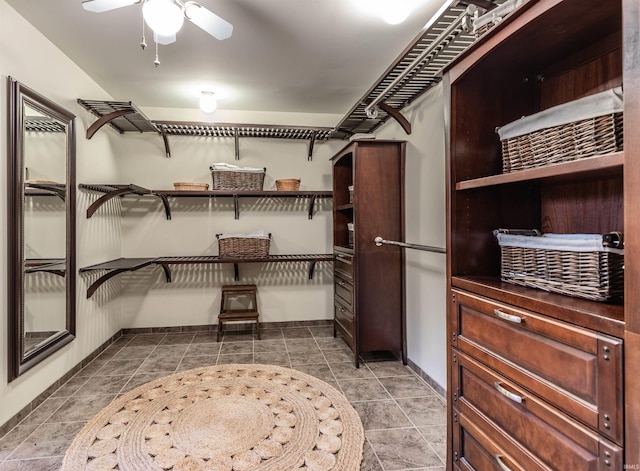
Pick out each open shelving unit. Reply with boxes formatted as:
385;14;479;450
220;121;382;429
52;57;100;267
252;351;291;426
444;0;637;467
79;183;332;220
76;99;344;160
79;254;333;298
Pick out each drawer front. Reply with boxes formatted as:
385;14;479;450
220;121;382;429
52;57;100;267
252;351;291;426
452;349;623;470
451;289;623;443
334;299;354;340
334;273;353;309
452;408;544;471
334;252;353;279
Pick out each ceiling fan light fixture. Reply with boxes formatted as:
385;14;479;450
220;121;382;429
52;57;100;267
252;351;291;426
200;91;217;113
143;0;184;36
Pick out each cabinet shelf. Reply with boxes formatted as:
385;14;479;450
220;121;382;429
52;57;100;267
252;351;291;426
456;152;624;190
79;183;332;220
80;254;333;299
336;203;353;211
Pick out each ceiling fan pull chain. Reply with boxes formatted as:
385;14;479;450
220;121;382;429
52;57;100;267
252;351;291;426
154;39;160;67
140;6;147;50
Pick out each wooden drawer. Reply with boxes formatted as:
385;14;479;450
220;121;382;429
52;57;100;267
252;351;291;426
452;349;623;470
452;407;543;471
334;272;353;309
334;251;353;279
334;298;354;342
451;289;623;444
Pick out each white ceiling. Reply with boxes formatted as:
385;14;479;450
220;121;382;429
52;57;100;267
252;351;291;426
7;0;447;116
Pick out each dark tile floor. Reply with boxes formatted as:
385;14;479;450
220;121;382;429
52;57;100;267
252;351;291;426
0;326;446;470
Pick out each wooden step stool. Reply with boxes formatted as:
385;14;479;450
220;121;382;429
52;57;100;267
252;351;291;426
218;284;260;341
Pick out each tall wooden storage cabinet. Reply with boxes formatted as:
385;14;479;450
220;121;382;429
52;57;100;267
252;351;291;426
331;140;406;368
444;0;639;468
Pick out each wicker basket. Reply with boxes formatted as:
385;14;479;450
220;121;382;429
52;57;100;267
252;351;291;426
211;168;266;190
217;234;271;258
275;179;300;191
173;182;209;191
501;113;623;173
495;230;624;302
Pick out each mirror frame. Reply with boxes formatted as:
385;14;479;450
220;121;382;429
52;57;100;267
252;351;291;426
7;77;76;381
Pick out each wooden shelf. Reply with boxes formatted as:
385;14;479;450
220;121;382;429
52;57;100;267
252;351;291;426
25;258;66;277
154;121;342;160
456;152;624;190
80;255;333;298
76;98;345;159
79;184;332;220
336;203;353;211
25;182;66;200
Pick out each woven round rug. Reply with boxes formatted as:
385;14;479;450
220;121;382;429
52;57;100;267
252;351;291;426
61;364;364;471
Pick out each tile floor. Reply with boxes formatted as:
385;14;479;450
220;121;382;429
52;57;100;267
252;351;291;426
0;325;447;470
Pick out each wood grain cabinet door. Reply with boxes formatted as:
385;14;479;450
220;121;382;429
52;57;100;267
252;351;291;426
452;350;623;470
451;289;623;444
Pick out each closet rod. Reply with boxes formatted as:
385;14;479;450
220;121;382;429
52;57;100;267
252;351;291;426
374;236;446;254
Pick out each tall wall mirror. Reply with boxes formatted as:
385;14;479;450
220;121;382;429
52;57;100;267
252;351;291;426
7;77;76;381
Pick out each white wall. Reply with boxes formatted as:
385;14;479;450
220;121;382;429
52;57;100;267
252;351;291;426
376;84;448;391
0;0;122;427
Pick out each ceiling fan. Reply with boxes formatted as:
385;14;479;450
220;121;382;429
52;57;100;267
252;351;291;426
82;0;233;66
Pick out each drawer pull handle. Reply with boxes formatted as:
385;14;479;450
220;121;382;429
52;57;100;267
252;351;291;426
494;382;523;404
337;280;346;286
339;307;345;313
495;455;514;471
493;309;522;324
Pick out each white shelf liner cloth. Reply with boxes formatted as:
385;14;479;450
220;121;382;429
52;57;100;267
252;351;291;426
496;233;623;255
218;229;270;240
210;163;265;173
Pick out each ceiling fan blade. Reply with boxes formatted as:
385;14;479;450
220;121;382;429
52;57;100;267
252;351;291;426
82;0;139;13
154;32;177;45
184;2;233;40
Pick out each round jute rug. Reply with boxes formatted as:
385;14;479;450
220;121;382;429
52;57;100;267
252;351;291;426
61;364;364;471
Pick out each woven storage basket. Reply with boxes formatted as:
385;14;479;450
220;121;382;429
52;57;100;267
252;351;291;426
211;168;266;190
173;182;209;191
275;179;300;191
217;234;271;258
497;87;624;173
495;230;624;302
501;114;623;172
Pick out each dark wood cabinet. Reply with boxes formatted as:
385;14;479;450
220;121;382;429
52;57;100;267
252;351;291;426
445;0;639;468
331;140;406;367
